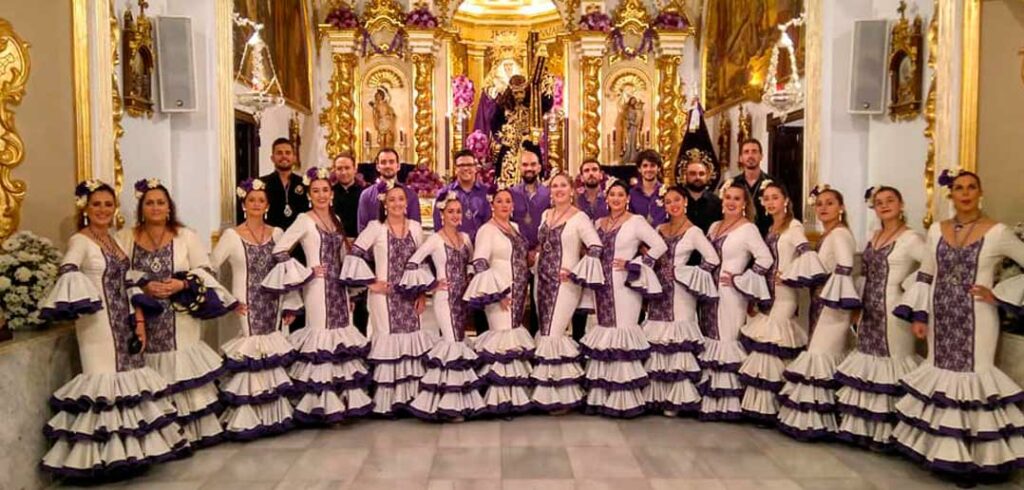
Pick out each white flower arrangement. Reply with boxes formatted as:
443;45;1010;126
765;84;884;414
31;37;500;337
0;231;62;330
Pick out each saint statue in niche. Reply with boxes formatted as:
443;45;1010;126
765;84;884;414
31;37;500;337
616;96;644;165
370;86;397;149
474;57;524;141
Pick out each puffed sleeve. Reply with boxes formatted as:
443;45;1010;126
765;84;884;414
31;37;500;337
396;233;437;295
780;224;829;288
262;214;313;293
894;226;936;322
732;224;775;304
172;229;239;320
569;213;605;289
340;220;379;286
675;227;720;299
462;224;512;308
818;228;862;310
626;217;667;298
39;235;104;321
993;225;1024;314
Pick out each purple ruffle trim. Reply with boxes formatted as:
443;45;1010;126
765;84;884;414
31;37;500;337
741;409;780;425
419;378;486;393
293;403;374;425
777;423;835;442
220;383;296;406
532;399;585;413
625;281;664;299
170;279;236;320
624;262;642;283
40;299;104;322
482;371;534;387
580;345;650;362
892;304;928;323
678;282;717;301
697;359;742;372
819;297;863;311
585;377;650;391
836;402;897;422
900;380;1024;410
467;288;512;309
44;411;179;443
998;299;1024;316
368;352;430;365
394;281;436;296
777;394;837;413
405;403;480;422
782;370;840;389
739;335;803;360
39;437;191;479
483;401;533;417
569;274;604;290
584;403;648;419
533;353;584;365
892;438;1024;475
425;356;478;370
533;376;585;387
165;365;229;395
262;273;314;294
291;372;372;393
177;402;223;423
781;272;830;289
295;344;371;363
223;351;298;372
895;412;1024;441
737;373;784;392
648;370;702;383
224;418;295;441
649;401;700;414
476;348;534;364
835;430;892;451
834;371;904;396
130;294;164;318
698;410;744;422
699;385;745;398
48;389;167;413
648;340;702;355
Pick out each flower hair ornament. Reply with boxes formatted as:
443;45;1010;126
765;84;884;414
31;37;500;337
654;184;669;207
485;181;509;203
717;177;735;200
375;178;397;203
807;183;832;206
134;178;163;200
235;178;267;200
435;189;460;211
75;179;105;209
602;176;621;195
303;166;334;186
937;168;970;198
863;185;881;208
756;178;777;207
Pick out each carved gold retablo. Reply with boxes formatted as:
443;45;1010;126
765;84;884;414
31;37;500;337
0;17;30;240
888;0;924;122
122;0;156;118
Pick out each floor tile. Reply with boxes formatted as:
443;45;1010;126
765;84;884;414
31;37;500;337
649;479;726;490
283;447;370;481
204;448;303;482
501;418;565;447
565;447;644;479
272;480;348;490
357;447;437;480
573;479;651;490
501;480;575;490
438;421;502;448
631;446;715;478
720;479;802;490
762;443;859;478
795;478;878;490
135;447;240;482
431;447;502;479
701;449;785;479
243;429;320;450
198;481;278;490
342;478;429;490
121;482;203;490
501;447;574;479
559;419;627;447
427;479;502;490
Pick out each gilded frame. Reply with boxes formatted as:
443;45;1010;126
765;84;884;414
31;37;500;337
0;17;30;240
887;6;924;121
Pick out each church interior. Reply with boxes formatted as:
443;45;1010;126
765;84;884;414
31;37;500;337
2;0;1024;489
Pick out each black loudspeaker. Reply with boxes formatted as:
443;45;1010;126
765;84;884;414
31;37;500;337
154;16;197;113
848;19;890;115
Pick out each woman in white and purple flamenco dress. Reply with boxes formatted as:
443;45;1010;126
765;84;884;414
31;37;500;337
835;186;923;449
342;181;437;415
582;180;667;418
777;186;861;440
400;192;485;420
210;178;300;440
697;182;774;421
121;179;237;447
263;167;373;423
739;182;827;423
892;170;1024;478
531;173;605;413
39;181;187;478
642;185;720;416
463;188;536;415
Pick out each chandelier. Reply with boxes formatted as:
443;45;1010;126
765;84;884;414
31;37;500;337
761;12;806;116
233;13;284;125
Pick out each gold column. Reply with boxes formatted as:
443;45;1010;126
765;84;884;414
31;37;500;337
320;52;357;159
72;0;92;182
958;0;981;173
0;18;29;240
922;0;939;229
110;1;125;227
802;0;823;225
548;115;564;174
580;56;602;161
656;55;681;185
412;52;436;170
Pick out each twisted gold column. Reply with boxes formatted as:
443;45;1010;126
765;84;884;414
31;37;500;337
656;55;681;185
412;52;436;170
320;53;356;159
922;0;939;229
548;118;564;174
581;56;602;161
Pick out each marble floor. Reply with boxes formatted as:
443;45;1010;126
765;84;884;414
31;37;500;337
54;415;1024;490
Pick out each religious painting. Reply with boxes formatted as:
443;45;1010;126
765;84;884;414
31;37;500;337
233;0;313;113
887;6;924;121
603;68;653;165
360;64;414;162
702;0;804;114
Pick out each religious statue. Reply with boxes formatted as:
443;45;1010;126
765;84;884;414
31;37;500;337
370;86;397;149
616;96;644;165
473;57;523;140
490;71;553;184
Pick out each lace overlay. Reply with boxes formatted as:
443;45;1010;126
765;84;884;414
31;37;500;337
932;238;983;372
103;250;143;372
319;229;351;330
132;243;175;353
595;226;620;327
857;241;894;357
647;235;682;322
536;222;565;336
445;243;470;341
507;229;529;326
698;235;727;340
243;240;280;336
386;231;421;334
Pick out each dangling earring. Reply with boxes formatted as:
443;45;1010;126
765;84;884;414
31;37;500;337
899;211;906;223
83;214;90;226
840;210;845;221
979;196;985;210
264;212;268;220
243;210;248;219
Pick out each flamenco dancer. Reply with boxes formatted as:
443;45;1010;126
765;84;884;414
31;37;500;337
463;188;536;415
698;181;773;421
834;186;923;449
263;167;373;423
531;172;605;413
401;192;485;421
582;180;667;418
777;186;861;440
893;170;1024;483
210;178;300;440
122;179;235;447
738;182;826;422
343;181;436;415
643;185;720;416
39;181;187;478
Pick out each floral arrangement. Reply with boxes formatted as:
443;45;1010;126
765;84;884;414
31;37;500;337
0;231;62;330
653;10;690;30
134;178;163;199
436;189;460;211
406;164;445;197
465;130;490;164
477;164;496;189
361;30;406;57
611;28;656;59
406;4;439;28
303;166;335;186
579;10;612;32
452;75;475;111
325;4;360;29
235;177;267;200
551;76;565;111
937;168;975;198
75;179;105;209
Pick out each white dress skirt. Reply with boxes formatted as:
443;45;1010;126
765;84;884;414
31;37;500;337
582;215;667;418
263;213;373;423
642;225;720;414
739;220;827;422
697;221;774;421
892;223;1024;474
463;221;536;415
532;211;605;412
343;219;439;415
211;227;299;439
399;232;486;420
835;229;923;448
121;227;237;447
777;227;861;440
38;234;187;477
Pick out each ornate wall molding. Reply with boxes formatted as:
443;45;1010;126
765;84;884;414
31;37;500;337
411;50;436;170
656;54;680;182
110;1;125;227
801;0;823;225
72;1;92;182
0;18;30;240
580;56;602;161
922;0;939;229
321;52;357;159
217;0;236;225
122;0;156;118
958;0;980;173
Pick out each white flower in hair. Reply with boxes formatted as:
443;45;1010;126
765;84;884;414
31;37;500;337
717;177;735;199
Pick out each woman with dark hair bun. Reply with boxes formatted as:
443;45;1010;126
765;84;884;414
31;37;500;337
39;180;187;477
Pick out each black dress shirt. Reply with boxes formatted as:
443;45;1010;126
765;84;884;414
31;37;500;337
686;189;724;233
260;171;310;230
332;181;365;239
736;171;775;237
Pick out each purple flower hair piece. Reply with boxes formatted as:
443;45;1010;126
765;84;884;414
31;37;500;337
134;178;163;199
236;178;267;200
75;179;105;209
303;166;335;186
937;169;955;189
806;183;832;206
864;186;876;202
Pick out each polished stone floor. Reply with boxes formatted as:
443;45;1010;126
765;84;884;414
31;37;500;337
55;415;1024;490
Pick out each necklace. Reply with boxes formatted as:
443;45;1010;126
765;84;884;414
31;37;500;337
493;218;516;237
713;217;743;241
663;219;690;238
388;218;407;239
281;173;294;218
953;214;982;233
85;227;121;258
604;210;628;232
953;215;982;248
244;221;268;245
440;227;462;249
873;224;905;250
311;209;336;232
143;224;168;251
547;205;574;229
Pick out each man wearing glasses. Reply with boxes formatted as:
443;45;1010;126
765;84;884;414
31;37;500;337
432;149;491;239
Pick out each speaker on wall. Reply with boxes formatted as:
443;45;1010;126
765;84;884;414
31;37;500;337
154;16;197;113
848;19;890;115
